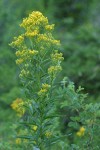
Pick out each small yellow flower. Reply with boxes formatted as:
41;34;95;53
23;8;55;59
38;83;51;96
45;131;52;138
11;98;25;117
80;127;85;133
76;126;85;137
38;89;47;96
31;125;38;131
76;131;82;137
15;138;21;144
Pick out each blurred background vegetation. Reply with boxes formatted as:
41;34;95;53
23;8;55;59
0;0;100;148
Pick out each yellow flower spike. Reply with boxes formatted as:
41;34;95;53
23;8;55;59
15;138;21;145
10;11;65;147
20;11;48;30
31;125;38;131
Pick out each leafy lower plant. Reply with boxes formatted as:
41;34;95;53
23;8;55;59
59;79;100;149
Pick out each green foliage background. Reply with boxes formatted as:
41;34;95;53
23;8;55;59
0;0;100;149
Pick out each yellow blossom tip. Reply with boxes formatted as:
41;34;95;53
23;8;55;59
31;125;38;131
15;138;21;144
76;127;85;137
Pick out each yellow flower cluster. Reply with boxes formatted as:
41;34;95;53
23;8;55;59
76;126;85;137
45;24;54;30
48;65;62;75
25;29;39;37
51;51;64;63
38;83;51;96
19;69;29;78
51;39;60;46
45;131;52;138
20;11;59;47
10;35;24;47
37;34;49;42
20;11;48;30
16;58;24;65
37;33;60;46
16;49;38;65
10;11;61;50
11;98;25;117
10;11;61;73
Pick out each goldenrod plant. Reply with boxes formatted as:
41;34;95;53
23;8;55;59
10;11;64;150
10;11;100;150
